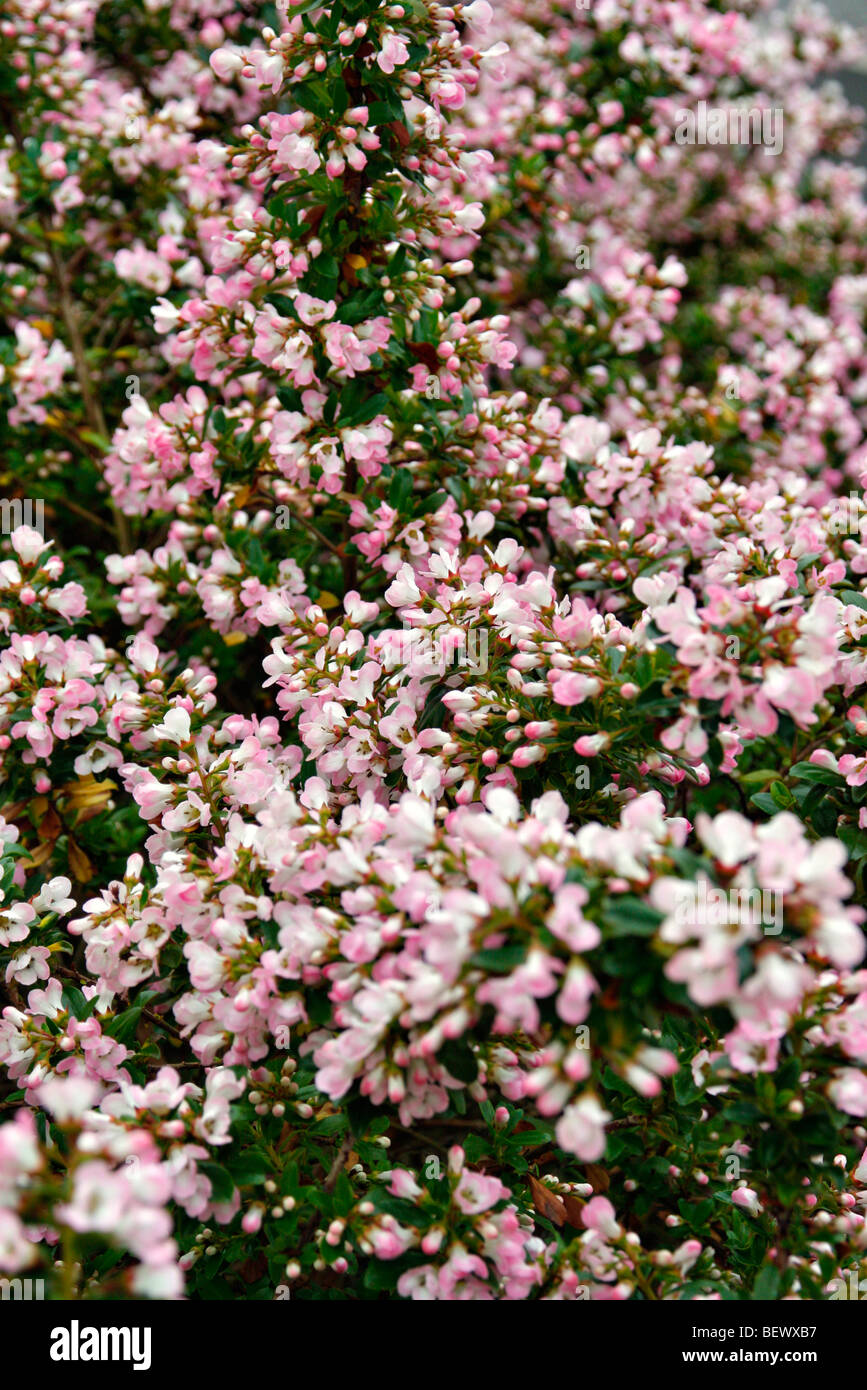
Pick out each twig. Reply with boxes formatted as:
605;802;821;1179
39;220;131;554
293;1133;354;1253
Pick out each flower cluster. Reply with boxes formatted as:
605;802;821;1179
2;0;867;1303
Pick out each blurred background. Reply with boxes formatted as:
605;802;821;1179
791;0;867;163
820;0;864;22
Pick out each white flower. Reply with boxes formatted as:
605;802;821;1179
695;811;756;868
385;564;421;608
152;707;192;745
32;877;75;915
10;526;47;566
36;1076;102;1122
209;48;244;82
128;633;159;675
151;297;180;334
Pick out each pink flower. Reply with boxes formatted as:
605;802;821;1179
377;33;410;74
454;1171;507;1215
548;670;602;705
829;1069;867;1117
731;1187;762;1217
555;1094;611;1160
582;1196;621;1238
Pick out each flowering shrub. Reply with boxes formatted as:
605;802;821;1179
2;0;867;1303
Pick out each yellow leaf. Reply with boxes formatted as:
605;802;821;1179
223;631;247;647
68;839;94;883
345;253;367;270
316;591;340;609
60;774;115;812
21;840;56;870
29;319;55;338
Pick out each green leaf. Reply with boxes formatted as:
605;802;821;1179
769;780;794;809
293;80;335;120
838;589;867;612
338;391;389;428
602;897;663;937
470;945;526;973
267;197;300;236
276;386;304;413
346;1094;379;1135
438;1039;478;1084
225;1154;272;1187
199;1162;236;1204
265;292;299;320
412;489;448;518
672;1068;703;1105
303;252;340;299
796;552;823;573
104;1006;142;1045
388;467;414;513
838;823;867;860
789;761;841;785
368;94;406;126
307;989;332;1026
339;289;385;325
362;1258;403;1292
752;1265;781;1300
62;987;94;1022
